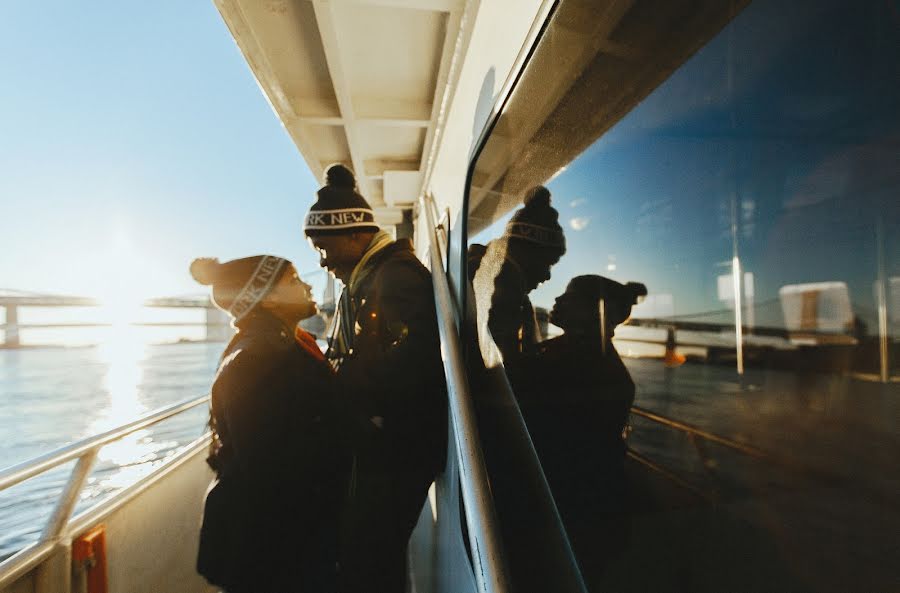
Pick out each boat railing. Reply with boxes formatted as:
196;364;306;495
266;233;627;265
0;394;210;590
420;195;512;593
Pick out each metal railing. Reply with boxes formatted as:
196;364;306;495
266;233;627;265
0;394;210;590
420;195;512;593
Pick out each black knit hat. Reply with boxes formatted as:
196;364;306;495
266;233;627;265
303;164;379;236
504;185;566;254
190;255;289;321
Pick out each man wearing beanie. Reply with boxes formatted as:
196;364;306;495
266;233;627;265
470;185;567;367
304;164;447;593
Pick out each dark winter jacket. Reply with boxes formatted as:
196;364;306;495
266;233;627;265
471;241;541;366
197;310;347;592
513;334;635;471
330;238;447;593
332;238;447;479
509;333;634;586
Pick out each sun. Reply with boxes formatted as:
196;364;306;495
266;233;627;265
96;286;145;328
92;229;153;327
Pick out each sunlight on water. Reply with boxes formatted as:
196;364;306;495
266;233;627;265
89;324;154;470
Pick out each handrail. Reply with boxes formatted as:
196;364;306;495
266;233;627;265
0;394;210;491
0;394;210;589
420;195;512;593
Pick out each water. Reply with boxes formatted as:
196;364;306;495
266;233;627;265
2;329;898;581
0;337;226;560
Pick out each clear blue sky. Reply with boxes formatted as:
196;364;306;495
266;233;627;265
0;2;322;300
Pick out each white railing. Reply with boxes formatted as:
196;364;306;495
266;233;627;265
0;394;210;590
420;195;512;593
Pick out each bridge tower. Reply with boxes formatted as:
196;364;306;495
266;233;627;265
2;304;19;348
205;306;231;342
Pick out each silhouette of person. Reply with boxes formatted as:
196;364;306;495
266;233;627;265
512;274;646;587
470;185;567;367
192;256;346;593
303;164;447;593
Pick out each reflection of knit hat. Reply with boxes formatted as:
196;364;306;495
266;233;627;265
303;164;379;236
566;275;647;326
504;186;566;253
190;256;289;321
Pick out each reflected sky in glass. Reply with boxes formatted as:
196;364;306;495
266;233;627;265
477;0;900;336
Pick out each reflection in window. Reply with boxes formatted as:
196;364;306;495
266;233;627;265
467;0;899;590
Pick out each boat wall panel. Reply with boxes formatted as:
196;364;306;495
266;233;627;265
90;449;215;593
0;573;34;593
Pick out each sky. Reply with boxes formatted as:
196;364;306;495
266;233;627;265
0;2;322;302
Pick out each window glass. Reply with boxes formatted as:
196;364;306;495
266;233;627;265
467;0;899;590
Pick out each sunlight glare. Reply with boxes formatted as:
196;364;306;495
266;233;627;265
94;229;150;328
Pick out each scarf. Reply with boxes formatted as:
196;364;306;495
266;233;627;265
294;326;327;364
348;230;394;297
328;230;395;362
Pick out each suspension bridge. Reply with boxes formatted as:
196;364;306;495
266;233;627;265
0;272;337;348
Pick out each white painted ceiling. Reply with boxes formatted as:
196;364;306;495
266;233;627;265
215;0;464;218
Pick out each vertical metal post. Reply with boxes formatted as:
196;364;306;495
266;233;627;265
41;449;98;542
599;298;607;356
727;18;745;376
875;217;890;382
732;256;745;375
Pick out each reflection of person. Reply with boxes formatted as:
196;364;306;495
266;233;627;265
513;274;646;586
470;185;566;366
192;256;345;593
303;164;446;593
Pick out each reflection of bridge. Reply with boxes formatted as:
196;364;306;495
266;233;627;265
0;278;337;348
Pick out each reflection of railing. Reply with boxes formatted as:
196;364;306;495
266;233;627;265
626;405;897;510
0;395;210;589
630;406;769;459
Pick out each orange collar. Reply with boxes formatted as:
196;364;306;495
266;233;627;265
294;327;327;364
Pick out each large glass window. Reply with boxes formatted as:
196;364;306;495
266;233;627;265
467;0;899;590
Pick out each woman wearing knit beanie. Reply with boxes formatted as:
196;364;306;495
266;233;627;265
511;274;647;589
191;255;348;593
471;185;567;366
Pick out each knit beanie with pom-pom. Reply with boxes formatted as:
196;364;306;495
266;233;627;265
503;185;566;255
565;275;648;327
189;255;289;321
303;164;379;236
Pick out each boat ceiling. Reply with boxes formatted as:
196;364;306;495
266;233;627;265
214;0;464;219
